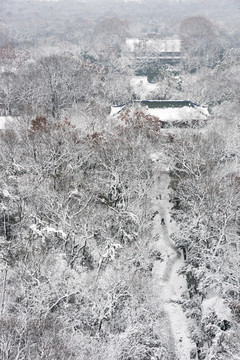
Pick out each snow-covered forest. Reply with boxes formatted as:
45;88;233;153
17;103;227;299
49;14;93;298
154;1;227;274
0;0;240;359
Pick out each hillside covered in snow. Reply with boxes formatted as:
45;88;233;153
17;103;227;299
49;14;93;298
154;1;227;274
0;0;240;359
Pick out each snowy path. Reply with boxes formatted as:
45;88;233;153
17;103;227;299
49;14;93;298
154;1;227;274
150;166;194;359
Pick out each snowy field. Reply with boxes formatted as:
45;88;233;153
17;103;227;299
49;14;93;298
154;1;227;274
130;76;159;99
0;116;15;130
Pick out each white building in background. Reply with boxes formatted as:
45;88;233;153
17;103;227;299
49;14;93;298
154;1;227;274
126;38;181;55
125;37;181;73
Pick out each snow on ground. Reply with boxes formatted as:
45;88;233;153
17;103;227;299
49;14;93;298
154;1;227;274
130;76;159;99
149;158;195;359
110;105;125;116
202;296;232;321
0;116;15;130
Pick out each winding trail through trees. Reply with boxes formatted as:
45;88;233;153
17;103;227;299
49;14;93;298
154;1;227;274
150;163;194;359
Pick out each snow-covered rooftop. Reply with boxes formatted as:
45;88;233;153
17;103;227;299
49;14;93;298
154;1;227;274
146;104;209;121
110;100;209;122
